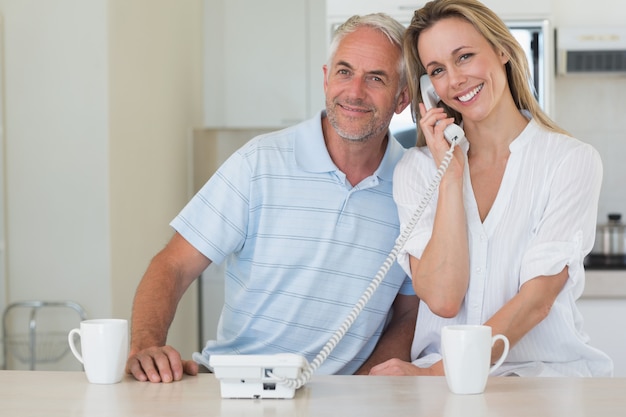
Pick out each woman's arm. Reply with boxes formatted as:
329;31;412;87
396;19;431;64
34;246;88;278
407;105;470;318
369;267;569;376
484;267;569;362
408;171;469;318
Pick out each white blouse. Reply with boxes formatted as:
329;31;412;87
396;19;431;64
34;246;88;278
393;119;613;376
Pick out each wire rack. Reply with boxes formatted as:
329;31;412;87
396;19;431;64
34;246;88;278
5;331;71;364
2;301;87;370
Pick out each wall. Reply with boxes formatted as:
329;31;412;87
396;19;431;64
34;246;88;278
107;0;203;358
0;0;111;341
550;0;626;222
0;0;203;368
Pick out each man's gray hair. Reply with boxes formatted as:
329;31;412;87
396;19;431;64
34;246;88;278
328;13;406;86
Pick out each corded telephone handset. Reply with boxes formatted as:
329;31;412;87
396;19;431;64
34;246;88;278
420;74;465;145
199;75;466;399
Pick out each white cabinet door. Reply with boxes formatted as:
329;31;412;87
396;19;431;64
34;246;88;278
327;0;552;20
327;0;416;19
204;0;311;128
577;298;626;377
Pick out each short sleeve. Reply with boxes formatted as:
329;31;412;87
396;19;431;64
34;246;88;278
171;149;252;264
519;142;602;293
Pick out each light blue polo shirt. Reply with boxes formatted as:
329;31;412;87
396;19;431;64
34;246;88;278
171;111;414;375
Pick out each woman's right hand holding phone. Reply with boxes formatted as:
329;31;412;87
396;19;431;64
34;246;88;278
418;102;465;183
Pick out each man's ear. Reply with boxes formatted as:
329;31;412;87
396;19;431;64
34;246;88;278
395;86;411;114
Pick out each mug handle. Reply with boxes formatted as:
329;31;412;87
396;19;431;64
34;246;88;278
489;334;509;374
67;328;84;364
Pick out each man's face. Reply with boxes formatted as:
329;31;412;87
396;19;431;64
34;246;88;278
323;27;409;142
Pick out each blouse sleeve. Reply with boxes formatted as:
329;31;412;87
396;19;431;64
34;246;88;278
519;140;602;295
392;147;440;277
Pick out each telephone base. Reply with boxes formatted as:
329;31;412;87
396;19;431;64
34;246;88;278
209;354;307;399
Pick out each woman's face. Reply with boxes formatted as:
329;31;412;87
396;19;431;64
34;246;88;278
417;17;509;123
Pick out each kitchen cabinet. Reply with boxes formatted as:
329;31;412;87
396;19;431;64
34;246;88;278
326;0;418;20
204;0;325;128
578;270;626;377
326;0;552;21
577;299;626;377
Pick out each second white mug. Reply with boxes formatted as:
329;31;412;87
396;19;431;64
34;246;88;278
441;324;509;395
68;319;129;384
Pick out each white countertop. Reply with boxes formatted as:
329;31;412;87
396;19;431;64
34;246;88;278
583;269;626;298
2;371;626;417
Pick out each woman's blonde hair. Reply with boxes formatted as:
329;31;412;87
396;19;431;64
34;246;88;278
404;0;566;146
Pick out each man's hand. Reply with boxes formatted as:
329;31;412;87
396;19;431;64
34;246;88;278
126;345;198;383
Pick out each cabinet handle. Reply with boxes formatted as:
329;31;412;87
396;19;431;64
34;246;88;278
398;4;424;11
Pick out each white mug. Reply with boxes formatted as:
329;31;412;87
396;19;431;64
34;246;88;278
441;325;509;395
68;319;129;384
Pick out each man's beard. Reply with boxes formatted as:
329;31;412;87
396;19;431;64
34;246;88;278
326;99;390;142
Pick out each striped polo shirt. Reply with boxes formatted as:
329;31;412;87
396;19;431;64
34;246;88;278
171;111;414;375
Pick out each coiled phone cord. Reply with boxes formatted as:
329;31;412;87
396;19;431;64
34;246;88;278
276;142;458;389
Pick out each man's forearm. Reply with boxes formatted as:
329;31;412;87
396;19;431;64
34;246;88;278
130;275;178;352
129;254;190;352
355;295;419;374
130;233;210;353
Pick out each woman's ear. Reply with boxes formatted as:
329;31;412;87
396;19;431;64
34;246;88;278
499;48;510;65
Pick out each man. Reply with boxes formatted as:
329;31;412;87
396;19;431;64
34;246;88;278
126;13;417;383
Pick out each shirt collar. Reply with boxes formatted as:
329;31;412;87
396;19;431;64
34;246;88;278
295;110;405;182
509;111;535;153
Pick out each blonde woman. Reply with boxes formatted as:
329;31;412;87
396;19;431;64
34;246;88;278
371;0;612;377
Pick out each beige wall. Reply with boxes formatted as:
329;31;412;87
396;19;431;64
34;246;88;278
107;0;203;356
0;0;203;366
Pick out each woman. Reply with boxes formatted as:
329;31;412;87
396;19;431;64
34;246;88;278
371;0;612;377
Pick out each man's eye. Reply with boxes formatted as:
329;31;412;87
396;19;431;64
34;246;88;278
366;75;385;84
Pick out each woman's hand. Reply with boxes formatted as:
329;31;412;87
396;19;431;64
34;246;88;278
418;102;465;181
368;358;444;376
